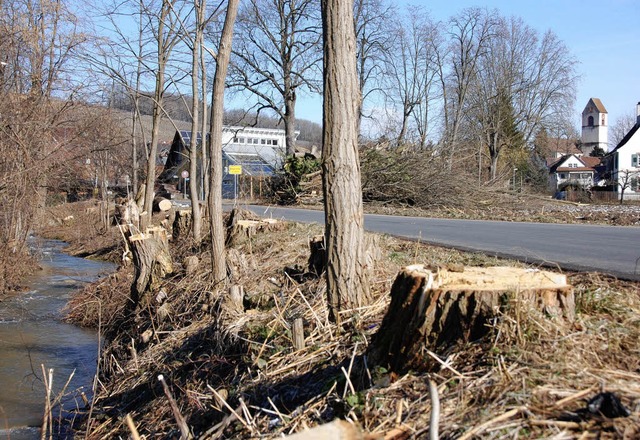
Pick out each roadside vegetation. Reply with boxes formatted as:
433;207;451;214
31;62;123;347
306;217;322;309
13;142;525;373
36;200;639;439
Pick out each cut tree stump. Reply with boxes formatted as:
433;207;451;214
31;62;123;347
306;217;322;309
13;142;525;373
308;235;326;276
129;226;173;306
368;265;574;373
172;209;192;239
225;207;283;246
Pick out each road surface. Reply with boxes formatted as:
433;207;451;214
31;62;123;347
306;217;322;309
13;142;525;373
238;204;640;281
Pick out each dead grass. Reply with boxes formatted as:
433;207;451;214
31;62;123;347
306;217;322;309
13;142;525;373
49;202;640;439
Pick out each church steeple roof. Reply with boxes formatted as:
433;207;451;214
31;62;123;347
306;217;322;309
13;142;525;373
583;98;607;114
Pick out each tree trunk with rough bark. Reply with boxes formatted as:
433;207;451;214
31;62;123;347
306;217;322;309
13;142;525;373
321;0;370;325
368;265;575;373
208;0;239;284
128;226;173;307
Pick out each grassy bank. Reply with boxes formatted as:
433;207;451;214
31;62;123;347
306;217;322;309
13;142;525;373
40;201;639;439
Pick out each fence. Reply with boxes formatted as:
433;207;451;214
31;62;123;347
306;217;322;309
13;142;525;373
222;175;272;201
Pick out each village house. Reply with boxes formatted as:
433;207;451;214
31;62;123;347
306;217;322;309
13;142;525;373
547;98;606;193
601;102;640;201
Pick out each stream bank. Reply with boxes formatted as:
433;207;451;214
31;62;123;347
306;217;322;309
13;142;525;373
0;238;116;439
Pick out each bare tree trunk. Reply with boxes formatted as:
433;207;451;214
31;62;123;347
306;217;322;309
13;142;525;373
208;0;239;284
321;0;371;325
189;0;205;243
284;91;297;156
142;1;171;231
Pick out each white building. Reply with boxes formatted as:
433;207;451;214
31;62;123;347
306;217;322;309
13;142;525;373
604;102;640;201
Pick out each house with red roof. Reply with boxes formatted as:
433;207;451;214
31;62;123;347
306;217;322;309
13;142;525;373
548;154;601;191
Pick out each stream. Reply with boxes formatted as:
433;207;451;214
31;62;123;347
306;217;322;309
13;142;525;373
0;238;116;439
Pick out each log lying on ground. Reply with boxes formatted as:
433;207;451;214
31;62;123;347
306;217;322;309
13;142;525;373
153;197;172;213
368;265;574;373
129;226;173;306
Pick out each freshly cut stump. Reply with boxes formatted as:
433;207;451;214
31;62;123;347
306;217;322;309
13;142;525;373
368;265;574;373
129;226;173;306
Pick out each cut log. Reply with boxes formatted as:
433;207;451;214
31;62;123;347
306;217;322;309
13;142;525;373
368;265;574;373
153;197;172;213
129;226;173;306
283;420;364;440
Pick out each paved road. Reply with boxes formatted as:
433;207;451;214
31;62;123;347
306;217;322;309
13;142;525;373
240;204;640;281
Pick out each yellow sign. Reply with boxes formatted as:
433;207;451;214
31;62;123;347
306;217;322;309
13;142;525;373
229;165;242;175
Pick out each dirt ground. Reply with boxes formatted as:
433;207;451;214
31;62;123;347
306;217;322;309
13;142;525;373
36;200;640;439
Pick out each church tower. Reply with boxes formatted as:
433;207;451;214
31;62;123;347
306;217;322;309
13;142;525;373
581;98;608;155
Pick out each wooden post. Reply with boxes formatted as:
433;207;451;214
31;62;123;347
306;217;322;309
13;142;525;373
292;318;305;351
368;265;575;373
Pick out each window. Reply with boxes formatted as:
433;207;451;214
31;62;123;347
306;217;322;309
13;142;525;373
559;173;566;179
632;154;638;168
631;177;639;192
601;115;606;125
273;140;278;146
261;139;266;144
588;116;594;127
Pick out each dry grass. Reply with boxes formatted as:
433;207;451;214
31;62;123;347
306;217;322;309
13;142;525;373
48;202;640;439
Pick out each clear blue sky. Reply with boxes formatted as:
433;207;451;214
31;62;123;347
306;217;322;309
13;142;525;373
293;0;640;131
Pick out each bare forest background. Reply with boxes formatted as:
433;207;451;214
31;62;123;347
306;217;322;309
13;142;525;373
1;0;636;295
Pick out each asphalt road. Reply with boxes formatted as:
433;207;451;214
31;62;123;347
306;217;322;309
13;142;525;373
239;204;640;281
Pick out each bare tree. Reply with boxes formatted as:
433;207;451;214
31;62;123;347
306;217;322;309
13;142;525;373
438;8;497;169
141;0;183;230
208;0;239;284
610;111;636;148
229;0;322;156
321;0;370;324
616;169;639;205
353;0;393;130
469;15;578;181
384;6;438;146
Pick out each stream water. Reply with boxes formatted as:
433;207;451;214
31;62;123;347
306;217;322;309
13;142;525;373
0;238;116;439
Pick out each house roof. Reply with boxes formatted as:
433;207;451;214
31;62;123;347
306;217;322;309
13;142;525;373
581;156;602;168
584;98;607;114
609;123;640;154
548;154;599;173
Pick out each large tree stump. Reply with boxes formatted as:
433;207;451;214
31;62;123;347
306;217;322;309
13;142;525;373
129;226;173;306
368;265;574;373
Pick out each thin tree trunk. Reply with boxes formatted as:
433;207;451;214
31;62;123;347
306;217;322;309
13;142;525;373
142;1;170;231
321;0;371;325
284;94;297;156
208;0;239;284
189;0;204;243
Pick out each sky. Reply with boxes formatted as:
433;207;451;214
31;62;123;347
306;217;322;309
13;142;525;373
292;0;640;133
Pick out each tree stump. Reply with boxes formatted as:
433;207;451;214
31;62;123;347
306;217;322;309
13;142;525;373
129;226;173;306
184;255;199;276
172;209;192;239
308;235;326;276
368;265;574;373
